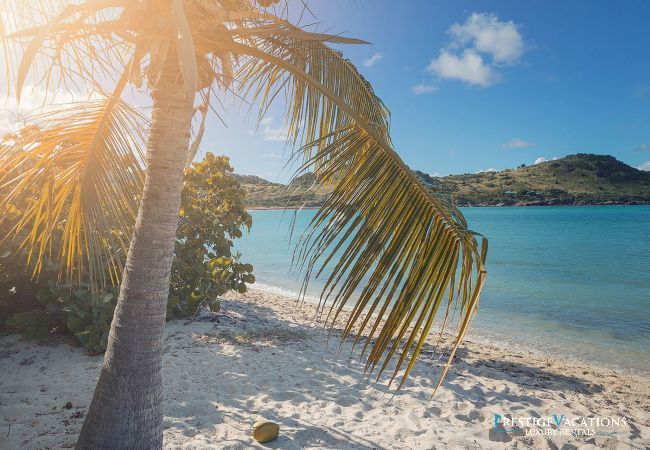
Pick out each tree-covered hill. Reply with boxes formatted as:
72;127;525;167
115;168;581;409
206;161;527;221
234;172;333;208
236;154;650;208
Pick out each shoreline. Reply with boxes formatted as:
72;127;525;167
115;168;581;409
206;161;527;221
247;203;650;210
247;283;650;377
246;286;648;373
1;287;648;448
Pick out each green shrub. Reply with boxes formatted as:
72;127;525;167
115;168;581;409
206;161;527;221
2;277;117;353
168;153;254;319
1;153;253;352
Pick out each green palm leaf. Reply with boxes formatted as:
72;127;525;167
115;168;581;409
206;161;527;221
230;21;488;392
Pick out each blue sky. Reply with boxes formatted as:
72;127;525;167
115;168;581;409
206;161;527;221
204;0;650;181
1;1;649;181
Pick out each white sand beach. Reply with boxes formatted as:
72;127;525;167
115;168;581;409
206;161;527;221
1;288;648;449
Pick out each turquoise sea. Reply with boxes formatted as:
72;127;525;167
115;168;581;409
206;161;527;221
234;206;650;372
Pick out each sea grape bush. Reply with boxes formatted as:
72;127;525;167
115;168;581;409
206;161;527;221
168;152;254;319
6;279;118;353
0;152;253;351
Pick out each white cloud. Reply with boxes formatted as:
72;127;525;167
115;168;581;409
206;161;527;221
363;52;383;67
635;144;650;152
0;85;97;138
426;12;524;87
411;83;438;95
263;125;290;141
261;152;282;159
637;161;650;171
477;168;497;173
534;156;547;165
253;116;290;141
0;111;19;139
502;138;533;149
449;13;524;64
427;50;498;87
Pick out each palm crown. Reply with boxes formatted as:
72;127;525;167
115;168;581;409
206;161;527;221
1;0;486;398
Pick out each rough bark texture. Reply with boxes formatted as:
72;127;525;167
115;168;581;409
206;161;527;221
76;53;193;449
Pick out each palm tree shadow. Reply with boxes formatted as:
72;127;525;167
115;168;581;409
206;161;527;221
162;297;387;449
461;356;603;394
162;295;604;448
436;345;603;394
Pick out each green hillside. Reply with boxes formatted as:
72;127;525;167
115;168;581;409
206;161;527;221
234;173;333;208
236;154;650;208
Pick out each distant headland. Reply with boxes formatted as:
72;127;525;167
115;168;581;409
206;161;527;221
236;154;650;208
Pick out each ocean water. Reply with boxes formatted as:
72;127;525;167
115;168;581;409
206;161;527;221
233;206;650;372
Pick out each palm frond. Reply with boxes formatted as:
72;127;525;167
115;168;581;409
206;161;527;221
230;21;487;392
0;0;132;100
0;96;146;288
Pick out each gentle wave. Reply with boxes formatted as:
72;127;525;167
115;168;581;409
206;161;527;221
251;283;322;305
249;281;649;375
236;206;650;373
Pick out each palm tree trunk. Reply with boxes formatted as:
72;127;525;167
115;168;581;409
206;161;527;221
76;52;193;449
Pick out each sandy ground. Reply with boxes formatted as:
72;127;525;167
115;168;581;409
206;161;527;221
1;288;648;449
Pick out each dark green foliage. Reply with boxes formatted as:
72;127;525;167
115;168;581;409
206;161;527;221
6;310;52;340
0;165;53;336
50;283;118;353
1;266;117;353
168;153;253;319
1;153;253;352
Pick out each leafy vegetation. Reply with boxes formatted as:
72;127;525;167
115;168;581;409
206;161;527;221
0;154;253;352
5;280;119;353
169;153;254;318
0;183;122;352
239;154;650;208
